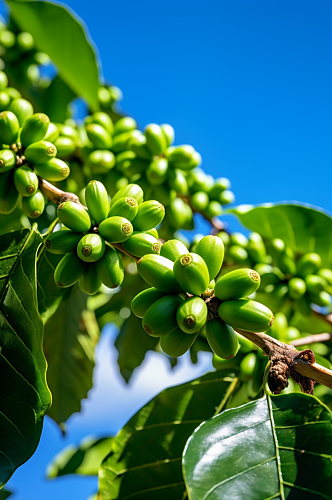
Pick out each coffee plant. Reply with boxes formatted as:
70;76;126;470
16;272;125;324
1;1;332;499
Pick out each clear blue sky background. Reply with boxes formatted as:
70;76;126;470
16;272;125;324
1;0;332;498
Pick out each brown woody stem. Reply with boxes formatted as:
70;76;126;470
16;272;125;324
38;178;85;207
290;332;332;346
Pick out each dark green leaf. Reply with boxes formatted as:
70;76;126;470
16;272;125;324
7;0;100;111
229;203;332;266
36;74;76;122
98;370;238;500
45;285;100;426
0;227;51;487
47;436;113;477
37;248;67;324
183;392;332;499
0;489;12;499
115;314;159;383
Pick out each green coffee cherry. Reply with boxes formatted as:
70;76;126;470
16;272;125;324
131;287;166;318
114;116;137;135
20;112;49;147
44;122;59;143
160;239;188;262
54;137;76;158
137;254;183;293
87;150;115;173
95;246;124;288
176;296;208;334
144;123;167;155
87;112;114;135
142;294;183;337
8;98;34;126
230;232;248;247
112;129;142;154
288;277;307;299
166;144;194;163
34;158;70;181
146;158;168;185
247;233;267;263
144;228;159;238
117;151;148;178
204;201;222;218
318;268;332;285
215;269;261;301
128;134;152;160
14;166;39;196
168;168;188;194
191;191;209;211
85;180;110;224
0;71;8;89
24;141;57;165
173;253;210;296
122;232;161;258
277;247;297;275
297;252;322;278
0;149;16;173
270;238;285;258
311;291;331;307
99;216;133;243
195;235;224;280
240;353;259;381
166;197;188;229
108;196;138;221
285;327;301;342
305;275;327;295
57;201;92;232
160;124;175;147
204;318;239;359
0;111;20;145
160;329;198;358
45;230;82;254
21;189;45;218
218;190;235;205
110;183;144;206
0;171;20;214
5;88;21;101
54;252;87;288
218;231;230;246
269;312;288;340
209;178;230;199
0;30;15;48
78;263;102;295
77;234;105;263
17;31;34;51
228;245;249;263
0;91;11;110
218;299;274;333
133;200;165;231
86;123;112;149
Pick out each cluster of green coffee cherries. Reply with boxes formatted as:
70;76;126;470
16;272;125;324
98;84;123;111
45;182;165;295
131;234;274;359
0;81;70;218
218;231;332;315
0;20;51;88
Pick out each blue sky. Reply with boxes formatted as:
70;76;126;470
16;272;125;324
1;0;332;498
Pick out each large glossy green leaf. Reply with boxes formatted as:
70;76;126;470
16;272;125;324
44;285;100;426
0;227;51;487
47;436;114;478
98;370;238;500
7;0;100;111
183;392;332;500
229;203;332;266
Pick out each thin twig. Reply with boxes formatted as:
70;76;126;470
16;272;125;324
313;310;332;327
108;242;140;262
235;328;332;390
290;333;332;347
38;178;85;207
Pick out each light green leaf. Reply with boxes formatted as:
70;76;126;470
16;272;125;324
7;0;100;111
47;435;114;477
45;285;100;426
0;227;51;487
98;370;238;500
183;392;332;500
229;203;332;266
